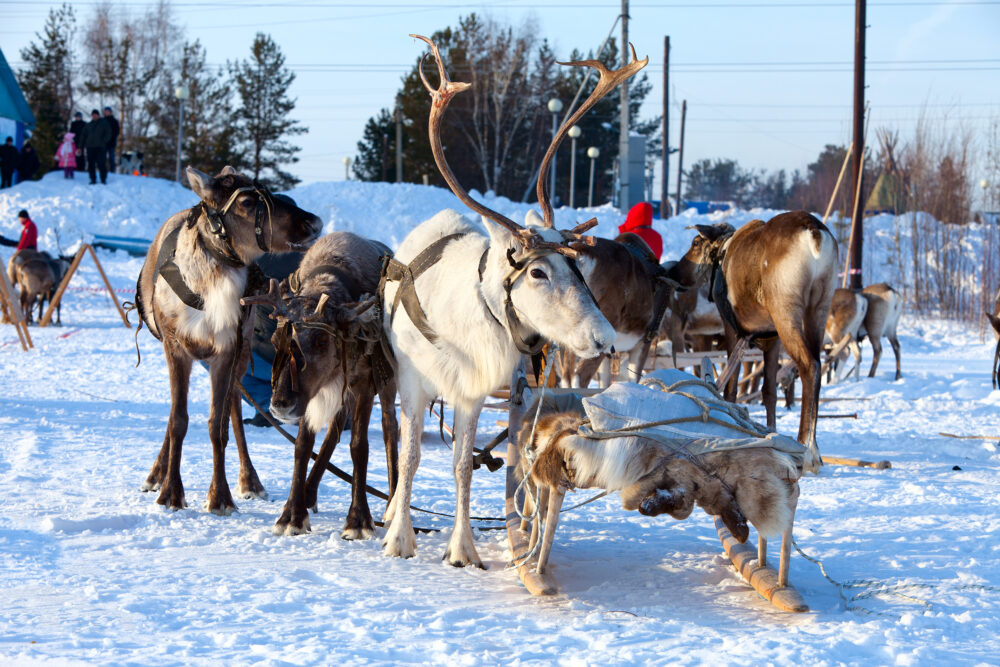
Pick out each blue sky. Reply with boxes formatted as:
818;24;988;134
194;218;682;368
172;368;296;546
2;0;998;190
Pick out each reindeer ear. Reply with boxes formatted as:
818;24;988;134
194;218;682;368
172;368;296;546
524;209;544;228
186;167;213;200
220;165;237;176
482;217;518;253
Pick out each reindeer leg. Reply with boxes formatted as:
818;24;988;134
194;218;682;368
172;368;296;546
304;406;347;513
274;424;315;536
155;342;191;510
536;486;566;575
142;432;169;492
889;334;902;380
231;395;266;499
761;343;780;432
379;380;400;504
849;338;863;382
778;314;824;473
382;365;424;558
868;336;883;378
203;353;238;515
342;389;376;540
443;399;485;568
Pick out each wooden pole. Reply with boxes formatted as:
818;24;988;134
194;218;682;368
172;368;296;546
661;35;670;216
0;263;32;350
675;100;687;217
87;245;130;328
847;0;867;290
40;244;130;328
821;142;853;224
842;143;868;289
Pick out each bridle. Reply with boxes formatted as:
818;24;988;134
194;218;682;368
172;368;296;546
192;181;276;266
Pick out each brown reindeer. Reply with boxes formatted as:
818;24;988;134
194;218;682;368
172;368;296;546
135;166;321;513
8;250;55;324
557;230;674;387
245;231;399;539
824;287;868;382
667;211;838;473
859;283;902;380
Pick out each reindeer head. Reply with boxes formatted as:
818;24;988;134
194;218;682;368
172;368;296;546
410;35;649;358
246;280;380;426
666;222;736;289
186;166;322;264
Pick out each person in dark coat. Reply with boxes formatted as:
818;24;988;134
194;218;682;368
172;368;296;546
69;111;87;172
0;137;18;189
103;106;120;173
16;141;40;182
0;210;39;251
83;109;111;185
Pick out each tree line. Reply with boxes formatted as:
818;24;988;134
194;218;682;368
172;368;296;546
353;14;660;205
16;1;304;189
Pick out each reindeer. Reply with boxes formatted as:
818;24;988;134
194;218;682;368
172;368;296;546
859;283;902;380
378;36;633;567
135;166;321;513
667;212;838;473
557;230;674;388
824;287;868;382
7;250;55;324
243;232;399;539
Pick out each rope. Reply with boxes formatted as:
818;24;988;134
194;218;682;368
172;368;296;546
792;536;1000;619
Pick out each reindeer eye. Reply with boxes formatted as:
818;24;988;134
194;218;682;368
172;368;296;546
530;268;548;281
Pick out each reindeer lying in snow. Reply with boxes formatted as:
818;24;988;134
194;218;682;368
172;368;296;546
244;232;399;539
135;166;321;513
378;36;632;567
516;370;804;574
824;287;868;382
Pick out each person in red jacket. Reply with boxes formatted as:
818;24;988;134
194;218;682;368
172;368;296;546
617;201;662;260
0;210;38;251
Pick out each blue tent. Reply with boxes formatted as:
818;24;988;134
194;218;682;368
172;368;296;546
0;47;36;148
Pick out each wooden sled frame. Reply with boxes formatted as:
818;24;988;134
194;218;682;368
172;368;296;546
504;361;810;612
39;244;130;328
0;255;33;351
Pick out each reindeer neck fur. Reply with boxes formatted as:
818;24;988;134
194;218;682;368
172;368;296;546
386;210;522;409
154;216;251;354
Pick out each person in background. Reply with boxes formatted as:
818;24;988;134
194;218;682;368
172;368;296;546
83;109;110;185
103;106;119;173
617;201;663;260
0;210;39;251
0;137;17;189
17;140;40;182
55;132;77;178
69;111;87;172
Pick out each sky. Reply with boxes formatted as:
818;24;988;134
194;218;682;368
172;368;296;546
2;0;998;195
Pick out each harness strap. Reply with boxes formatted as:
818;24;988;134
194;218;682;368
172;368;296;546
379;232;467;345
155;225;206;311
710;261;778;348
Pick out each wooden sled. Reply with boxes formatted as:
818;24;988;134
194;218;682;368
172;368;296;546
504;362;810;612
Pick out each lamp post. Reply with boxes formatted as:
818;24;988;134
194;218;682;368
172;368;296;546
343;156;352;181
567;125;581;208
174;83;189;182
586;146;600;208
547;98;563;202
981;179;989;218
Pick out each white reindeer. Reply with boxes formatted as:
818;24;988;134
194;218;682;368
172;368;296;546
379;36;644;567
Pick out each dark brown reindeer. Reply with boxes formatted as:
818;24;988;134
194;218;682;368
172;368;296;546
8;250;55;324
556;230;674;387
135;166;321;513
667;211;838;473
244;231;399;539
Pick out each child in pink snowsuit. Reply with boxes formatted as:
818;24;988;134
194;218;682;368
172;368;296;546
56;132;77;178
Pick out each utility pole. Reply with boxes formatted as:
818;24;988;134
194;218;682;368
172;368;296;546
661;35;669;216
618;0;630;210
848;0;866;290
675;99;686;217
395;94;403;183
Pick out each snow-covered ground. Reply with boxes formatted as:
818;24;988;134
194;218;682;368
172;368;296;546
2;173;999;664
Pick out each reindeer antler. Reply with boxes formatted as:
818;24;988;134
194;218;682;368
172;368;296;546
240;278;291;321
537;43;649;229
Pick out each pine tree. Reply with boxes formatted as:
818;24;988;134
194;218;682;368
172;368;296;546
230;33;305;190
17;3;76;177
353;108;398;182
143;40;242;178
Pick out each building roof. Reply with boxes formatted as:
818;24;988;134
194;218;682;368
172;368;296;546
0;47;36;128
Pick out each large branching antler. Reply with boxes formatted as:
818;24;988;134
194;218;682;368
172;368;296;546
410;34;583;260
240;278;291;321
536;43;649;229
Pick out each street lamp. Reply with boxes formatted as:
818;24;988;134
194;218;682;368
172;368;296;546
174;83;189;182
586;146;600;208
567;125;581;208
547;98;563;203
343;156;352;181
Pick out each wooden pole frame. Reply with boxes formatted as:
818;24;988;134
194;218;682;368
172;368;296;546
0;257;33;350
39;244;130;328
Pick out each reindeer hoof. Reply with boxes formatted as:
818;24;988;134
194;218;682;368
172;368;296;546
206;503;237;516
140;479;161;492
382;526;416;559
237;470;267;500
341;525;375;541
442;536;484;569
274;515;311;536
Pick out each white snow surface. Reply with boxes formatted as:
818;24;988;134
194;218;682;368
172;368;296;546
2;172;999;664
